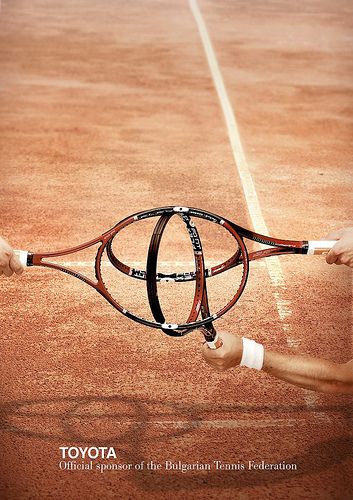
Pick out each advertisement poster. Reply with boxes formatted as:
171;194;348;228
1;1;352;499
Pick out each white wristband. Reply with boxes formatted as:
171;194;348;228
240;337;264;370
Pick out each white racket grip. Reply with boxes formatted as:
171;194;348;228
14;250;29;267
307;241;336;255
206;331;223;350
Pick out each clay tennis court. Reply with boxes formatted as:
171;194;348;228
0;0;352;499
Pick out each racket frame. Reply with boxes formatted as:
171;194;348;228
17;205;334;338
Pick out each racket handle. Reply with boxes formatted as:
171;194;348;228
307;241;336;255
14;250;29;267
206;331;223;350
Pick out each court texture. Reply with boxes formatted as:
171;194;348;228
0;1;352;499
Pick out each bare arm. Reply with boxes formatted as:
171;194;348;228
263;351;353;394
0;237;23;277
201;331;353;394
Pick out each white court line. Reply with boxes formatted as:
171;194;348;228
7;416;332;429
189;0;292;327
189;0;294;338
189;1;318;410
56;260;224;268
85;419;306;428
67;417;331;428
153;417;330;427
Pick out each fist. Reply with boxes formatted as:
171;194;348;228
0;237;24;277
324;228;353;268
201;331;243;372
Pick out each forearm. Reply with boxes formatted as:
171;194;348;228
201;331;353;395
263;351;353;394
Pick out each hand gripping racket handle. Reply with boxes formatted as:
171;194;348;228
14;250;29;267
307;241;336;255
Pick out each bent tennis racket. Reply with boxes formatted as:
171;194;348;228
15;206;335;348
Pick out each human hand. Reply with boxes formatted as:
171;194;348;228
201;330;243;372
324;227;353;268
0;237;24;277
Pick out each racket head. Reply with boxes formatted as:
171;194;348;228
21;205;312;339
103;206;250;335
26;206;250;336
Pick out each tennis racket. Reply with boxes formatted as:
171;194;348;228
15;205;335;348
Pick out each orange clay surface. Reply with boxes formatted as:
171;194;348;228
0;1;352;499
